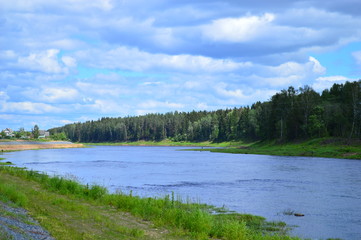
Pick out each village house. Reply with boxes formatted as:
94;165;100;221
2;128;14;137
38;130;50;138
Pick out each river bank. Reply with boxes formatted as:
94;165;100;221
0;165;300;240
83;139;237;147
201;138;361;160
0;140;84;151
84;137;361;160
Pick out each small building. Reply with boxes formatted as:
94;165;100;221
3;128;14;137
38;130;50;138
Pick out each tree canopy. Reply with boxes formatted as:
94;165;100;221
49;81;361;143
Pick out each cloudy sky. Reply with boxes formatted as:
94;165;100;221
1;0;361;131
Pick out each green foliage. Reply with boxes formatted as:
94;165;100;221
32;124;40;139
0;182;28;207
51;132;68;141
50;81;361;144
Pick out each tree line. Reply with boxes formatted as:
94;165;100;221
49;80;361;142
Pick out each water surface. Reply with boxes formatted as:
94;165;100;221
3;146;361;240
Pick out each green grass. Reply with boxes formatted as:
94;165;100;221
83;139;247;148
193;138;361;160
0;166;300;240
0;182;28;207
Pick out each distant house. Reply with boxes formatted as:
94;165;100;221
38;130;50;138
3;128;14;137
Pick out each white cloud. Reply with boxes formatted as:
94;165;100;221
142;81;162;86
2;0;361;130
138;100;185;109
0;114;14;120
17;49;73;74
41;88;79;102
215;83;246;99
250;56;326;87
20;87;79;103
316;75;352;82
1;102;60;114
76;46;250;73
86;99;126;114
60;119;73;125
353;51;361;65
0;0;113;11
0;50;17;60
76;81;130;97
214;82;278;105
61;56;77;67
202;13;275;42
313;75;357;91
309;56;326;74
0;91;9;102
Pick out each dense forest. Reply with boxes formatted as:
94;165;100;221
50;80;361;142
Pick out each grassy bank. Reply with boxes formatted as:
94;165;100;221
0;166;300;240
199;138;361;160
83;139;245;148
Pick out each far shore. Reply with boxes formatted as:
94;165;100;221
0;140;84;151
82;138;361;160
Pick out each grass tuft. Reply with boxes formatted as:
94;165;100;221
0;182;28;207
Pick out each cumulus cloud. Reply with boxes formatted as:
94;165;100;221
1;101;60;114
138;100;185;109
17;49;75;74
75;46;250;73
202;13;275;42
1;0;360;130
0;0;113;12
312;75;358;91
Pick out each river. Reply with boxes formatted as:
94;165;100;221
2;146;361;239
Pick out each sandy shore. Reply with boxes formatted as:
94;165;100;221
0;141;84;151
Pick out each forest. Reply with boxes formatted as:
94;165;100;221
49;80;361;143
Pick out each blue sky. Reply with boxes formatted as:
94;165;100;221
1;0;361;131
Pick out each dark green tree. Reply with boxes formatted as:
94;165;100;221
32;125;40;139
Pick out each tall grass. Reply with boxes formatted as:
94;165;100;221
0;166;300;240
0;182;28;207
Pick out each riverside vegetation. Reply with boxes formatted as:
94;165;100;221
0;165;302;240
50;81;361;144
192;138;361;160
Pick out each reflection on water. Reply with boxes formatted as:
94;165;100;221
4;146;361;240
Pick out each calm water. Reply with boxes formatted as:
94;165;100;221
3;146;361;240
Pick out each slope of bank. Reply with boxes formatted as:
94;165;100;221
0;166;300;240
0;140;84;151
200;138;361;160
84;139;240;147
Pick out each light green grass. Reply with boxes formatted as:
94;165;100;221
83;139;247;148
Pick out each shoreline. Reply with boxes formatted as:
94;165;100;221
1;139;348;239
82;138;361;160
0;141;84;151
0;166;299;240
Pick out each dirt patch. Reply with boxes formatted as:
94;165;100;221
342;152;358;157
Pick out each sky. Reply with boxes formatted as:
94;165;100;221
1;0;361;131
